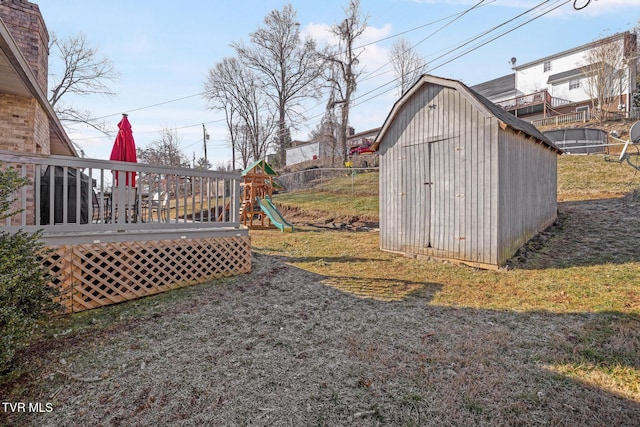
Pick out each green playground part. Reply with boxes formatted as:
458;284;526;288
256;196;294;232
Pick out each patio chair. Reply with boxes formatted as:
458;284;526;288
109;186;139;223
149;191;169;222
91;190;101;223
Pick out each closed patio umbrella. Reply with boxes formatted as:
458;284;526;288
110;113;137;186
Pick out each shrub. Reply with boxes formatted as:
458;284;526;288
0;166;60;373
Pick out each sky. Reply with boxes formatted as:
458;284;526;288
37;0;640;168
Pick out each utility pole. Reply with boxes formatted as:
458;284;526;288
202;124;210;167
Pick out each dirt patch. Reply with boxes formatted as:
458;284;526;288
279;204;379;232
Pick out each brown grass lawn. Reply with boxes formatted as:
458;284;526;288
1;155;639;426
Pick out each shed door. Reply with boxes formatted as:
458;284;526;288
401;141;432;249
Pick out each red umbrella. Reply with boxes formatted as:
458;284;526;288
110;114;137;186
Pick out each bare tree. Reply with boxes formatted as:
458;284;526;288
137;128;189;168
635;24;640;108
232;4;325;166
48;32;118;133
389;38;427;97
325;0;368;163
203;57;277;169
309;66;341;166
581;34;634;122
136;128;190;195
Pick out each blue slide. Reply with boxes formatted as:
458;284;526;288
257;196;294;232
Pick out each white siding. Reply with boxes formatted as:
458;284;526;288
515;36;629;103
286;142;318;166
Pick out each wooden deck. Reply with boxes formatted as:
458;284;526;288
494;90;573;118
1;151;251;312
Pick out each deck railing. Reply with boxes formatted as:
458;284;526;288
531;111;589;127
0;150;242;238
495;90;573;111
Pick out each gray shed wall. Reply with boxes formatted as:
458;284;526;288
378;81;557;268
497;130;558;264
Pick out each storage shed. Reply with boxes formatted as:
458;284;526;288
372;75;562;269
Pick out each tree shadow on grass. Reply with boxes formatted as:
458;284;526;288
260;257;640;425
509;193;640;269
1;254;638;426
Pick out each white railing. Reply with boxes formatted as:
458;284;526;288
531;111;589;127
0;151;241;235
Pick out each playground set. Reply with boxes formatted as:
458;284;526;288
240;160;294;232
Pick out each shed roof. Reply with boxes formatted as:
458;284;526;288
372;74;561;154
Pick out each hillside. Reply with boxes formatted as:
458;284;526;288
273;150;640;227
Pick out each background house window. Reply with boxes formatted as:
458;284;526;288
569;79;580;90
544;61;551;72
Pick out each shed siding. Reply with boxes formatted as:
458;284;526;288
497;130;557;264
379;83;500;265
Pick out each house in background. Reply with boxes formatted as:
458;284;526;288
0;0;77;157
285;127;380;167
285;139;320;166
373;75;561;269
472;32;638;122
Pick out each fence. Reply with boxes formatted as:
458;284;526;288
276;167;379;192
0;150;250;313
532;109;640;128
0;150;241;235
543;128;609;154
532;111;589;127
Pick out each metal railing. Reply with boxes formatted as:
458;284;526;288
0;151;242;235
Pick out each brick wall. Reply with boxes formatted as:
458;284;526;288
0;0;49;92
0;93;44;225
1;1;56;225
0;0;51;157
0;93;36;153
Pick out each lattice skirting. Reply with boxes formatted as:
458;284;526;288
42;235;251;313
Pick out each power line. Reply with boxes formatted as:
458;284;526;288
425;0;571;74
359;0;494;85
79;0;573;148
355;0;569;102
92;93;204;121
301;0;573;128
101;1;495;140
81;1;493;142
